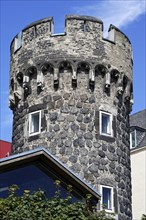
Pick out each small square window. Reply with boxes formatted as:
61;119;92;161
130;130;137;148
29;111;41;136
100;185;114;212
100;111;112;136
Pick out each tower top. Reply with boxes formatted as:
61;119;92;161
10;14;131;49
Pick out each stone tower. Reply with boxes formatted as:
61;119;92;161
9;15;133;219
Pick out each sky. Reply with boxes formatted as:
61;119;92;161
0;0;146;142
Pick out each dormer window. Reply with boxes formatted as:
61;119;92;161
130;130;137;148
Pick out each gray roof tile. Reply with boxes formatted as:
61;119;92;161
130;109;146;129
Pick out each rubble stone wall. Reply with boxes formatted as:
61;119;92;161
9;15;133;219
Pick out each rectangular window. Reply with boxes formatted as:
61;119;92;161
130;130;137;148
100;185;114;212
29;111;41;136
100;111;112;136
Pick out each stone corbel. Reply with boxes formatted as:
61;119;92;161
9;94;15;109
23;75;30;94
72;68;77;88
37;71;44;90
72;69;77;80
130;93;134;105
105;71;110;90
124;81;130;102
117;74;123;96
54;68;59;86
89;69;95;90
23;75;29;85
14;90;22;101
89;69;95;82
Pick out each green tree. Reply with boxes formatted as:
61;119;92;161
0;183;115;220
141;214;146;220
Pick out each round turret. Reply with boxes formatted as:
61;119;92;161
9;15;133;219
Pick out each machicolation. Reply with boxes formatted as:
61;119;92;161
9;15;133;219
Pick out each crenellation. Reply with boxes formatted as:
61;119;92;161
35;22;51;37
108;24;131;45
23;26;36;45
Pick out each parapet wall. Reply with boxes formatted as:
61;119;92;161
9;15;133;111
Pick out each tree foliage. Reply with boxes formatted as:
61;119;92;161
0;183;115;220
141;214;146;220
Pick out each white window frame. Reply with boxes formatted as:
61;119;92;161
100;185;114;213
99;111;113;137
130;130;137;149
29;110;41;136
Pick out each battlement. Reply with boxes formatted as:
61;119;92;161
9;15;133;113
108;24;131;44
10;15;131;54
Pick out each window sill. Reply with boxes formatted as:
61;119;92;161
100;132;112;137
28;134;40;142
100;208;115;214
104;209;114;213
29;132;41;137
99;134;115;142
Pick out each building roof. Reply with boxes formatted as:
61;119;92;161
130;109;146;130
130;109;146;149
0;147;101;200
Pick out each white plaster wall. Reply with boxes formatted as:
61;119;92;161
131;146;146;220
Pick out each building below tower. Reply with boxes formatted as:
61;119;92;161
130;109;146;220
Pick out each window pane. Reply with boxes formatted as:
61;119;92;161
0;164;84;203
130;131;136;148
102;114;110;134
103;187;111;209
31;113;39;133
131;132;135;147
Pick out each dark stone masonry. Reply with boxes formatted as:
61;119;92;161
9;15;133;219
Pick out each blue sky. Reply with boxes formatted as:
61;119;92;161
0;0;146;142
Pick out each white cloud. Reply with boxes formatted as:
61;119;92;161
73;0;146;35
